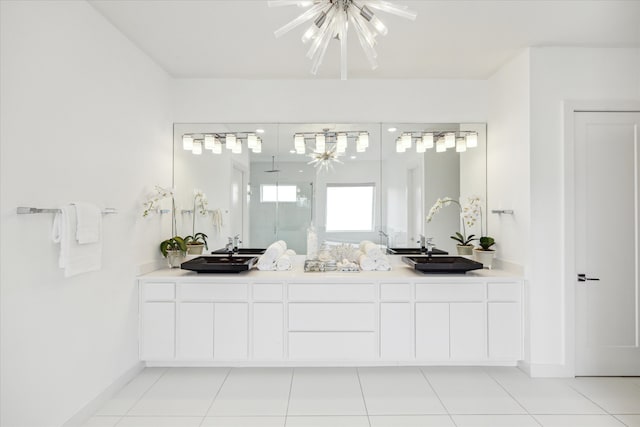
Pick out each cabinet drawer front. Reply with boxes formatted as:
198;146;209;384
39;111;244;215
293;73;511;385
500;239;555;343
289;332;375;360
252;283;283;300
416;283;484;301
288;283;375;301
380;283;411;300
180;283;248;300
487;283;521;301
289;303;375;331
143;282;175;300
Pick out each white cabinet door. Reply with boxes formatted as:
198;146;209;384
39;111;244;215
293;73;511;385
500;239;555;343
214;303;248;360
415;303;449;360
450;302;485;360
253;303;283;360
380;303;412;359
488;302;521;360
178;302;214;360
141;302;175;360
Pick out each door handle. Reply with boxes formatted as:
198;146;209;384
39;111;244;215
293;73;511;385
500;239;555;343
578;273;600;282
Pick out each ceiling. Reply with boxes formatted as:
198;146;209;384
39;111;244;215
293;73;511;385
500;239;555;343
89;0;640;80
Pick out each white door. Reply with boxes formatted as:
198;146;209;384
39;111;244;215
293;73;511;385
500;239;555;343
575;111;640;375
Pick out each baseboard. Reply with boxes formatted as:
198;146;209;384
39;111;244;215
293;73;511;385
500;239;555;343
518;360;574;378
63;362;144;427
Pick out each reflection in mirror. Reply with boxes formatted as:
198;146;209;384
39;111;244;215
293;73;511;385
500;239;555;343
174;122;486;255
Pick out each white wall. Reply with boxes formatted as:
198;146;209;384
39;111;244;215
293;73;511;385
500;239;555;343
527;47;640;373
0;1;172;426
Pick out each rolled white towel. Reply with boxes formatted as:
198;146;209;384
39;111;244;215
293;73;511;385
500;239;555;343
276;249;297;271
360;240;384;260
257;257;276;271
358;253;376;271
261;240;287;264
375;258;392;271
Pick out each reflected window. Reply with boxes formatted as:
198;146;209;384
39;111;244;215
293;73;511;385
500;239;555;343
260;184;297;203
326;184;375;232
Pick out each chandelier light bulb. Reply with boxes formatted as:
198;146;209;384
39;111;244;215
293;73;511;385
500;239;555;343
466;132;478;148
422;133;434;149
445;133;456;148
456;137;467;152
436;138;446;153
315;133;326;152
192;140;203;155
182;135;194;150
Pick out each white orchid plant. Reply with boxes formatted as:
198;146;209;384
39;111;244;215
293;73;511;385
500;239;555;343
427;196;483;246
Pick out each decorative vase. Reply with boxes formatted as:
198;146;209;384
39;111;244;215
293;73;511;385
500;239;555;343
456;245;474;256
186;243;204;255
474;248;495;269
166;250;185;268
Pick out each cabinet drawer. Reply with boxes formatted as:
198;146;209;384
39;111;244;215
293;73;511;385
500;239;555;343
252;283;283;300
289;303;375;331
180;283;248;300
415;283;484;301
288;284;375;301
487;283;521;301
380;283;411;300
289;332;375;360
143;282;175;300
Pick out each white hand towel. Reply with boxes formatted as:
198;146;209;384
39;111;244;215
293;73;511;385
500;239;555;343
375;258;392;271
257;257;276;271
74;202;101;244
276;249;296;271
357;252;376;271
360;240;384;260
257;241;287;270
52;205;101;277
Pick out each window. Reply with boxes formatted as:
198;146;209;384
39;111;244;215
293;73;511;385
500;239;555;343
260;184;297;203
326;184;375;232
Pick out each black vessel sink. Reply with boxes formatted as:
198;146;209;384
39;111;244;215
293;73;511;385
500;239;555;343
388;247;448;255
402;256;483;274
181;256;258;273
211;248;266;255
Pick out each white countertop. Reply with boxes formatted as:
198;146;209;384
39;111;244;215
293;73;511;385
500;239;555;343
140;255;522;281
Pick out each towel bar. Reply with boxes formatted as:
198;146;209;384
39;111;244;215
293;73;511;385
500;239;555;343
17;207;117;215
491;209;514;215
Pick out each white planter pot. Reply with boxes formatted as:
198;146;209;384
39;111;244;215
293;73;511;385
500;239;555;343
474;249;496;269
456;245;474;256
166;250;186;268
186;244;205;255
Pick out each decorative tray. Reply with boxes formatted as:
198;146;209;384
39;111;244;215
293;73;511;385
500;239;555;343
181;256;257;274
401;256;483;274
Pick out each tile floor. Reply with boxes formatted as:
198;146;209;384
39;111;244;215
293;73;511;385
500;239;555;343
83;367;640;427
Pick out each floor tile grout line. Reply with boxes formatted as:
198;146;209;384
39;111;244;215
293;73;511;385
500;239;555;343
611;414;632;427
198;367;233;427
563;379;616;416
483;367;543;426
355;367;372;427
121;366;169;418
284;367;296;426
418;367;458;427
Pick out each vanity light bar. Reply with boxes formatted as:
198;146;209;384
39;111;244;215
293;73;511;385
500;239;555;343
292;130;371;154
392;131;478;154
182;132;263;155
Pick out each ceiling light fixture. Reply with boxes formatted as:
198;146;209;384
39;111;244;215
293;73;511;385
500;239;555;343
269;0;417;80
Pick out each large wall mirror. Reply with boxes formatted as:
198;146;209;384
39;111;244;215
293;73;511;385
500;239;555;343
173;123;487;255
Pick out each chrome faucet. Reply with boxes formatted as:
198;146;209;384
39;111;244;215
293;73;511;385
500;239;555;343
225;237;234;255
418;234;426;252
379;230;389;250
425;237;435;258
233;234;241;252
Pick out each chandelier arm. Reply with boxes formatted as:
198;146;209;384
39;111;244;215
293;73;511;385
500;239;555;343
339;8;348;80
306;3;336;59
365;0;417;20
273;2;329;38
349;13;379;69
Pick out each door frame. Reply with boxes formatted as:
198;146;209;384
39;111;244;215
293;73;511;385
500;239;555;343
563;99;640;377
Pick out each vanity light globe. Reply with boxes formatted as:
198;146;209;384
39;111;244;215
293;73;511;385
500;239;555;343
192;140;203;155
416;138;426;153
445;132;456;148
466;132;478;148
204;134;215;150
253;138;262;153
456;137;467;152
436;138;446;153
401;132;412;149
315;133;325;152
232;140;242;154
396;137;406;153
422;133;434;149
294;134;305;151
247;133;258;150
358;132;369;148
212;139;222;154
225;134;236;150
336;133;348;153
182;135;194;150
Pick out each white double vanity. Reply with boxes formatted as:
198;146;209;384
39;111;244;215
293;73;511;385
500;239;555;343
138;257;523;367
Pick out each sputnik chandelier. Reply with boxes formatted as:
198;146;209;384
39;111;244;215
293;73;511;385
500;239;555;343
181;132;263;155
294;130;370;171
269;0;417;80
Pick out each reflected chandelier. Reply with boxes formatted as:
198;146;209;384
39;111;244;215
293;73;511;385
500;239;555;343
269;0;417;80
